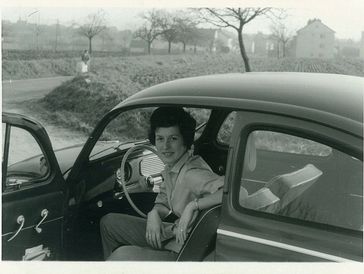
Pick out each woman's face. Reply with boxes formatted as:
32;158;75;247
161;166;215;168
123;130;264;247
155;126;187;166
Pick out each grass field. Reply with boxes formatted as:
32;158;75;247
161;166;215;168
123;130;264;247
4;53;364;138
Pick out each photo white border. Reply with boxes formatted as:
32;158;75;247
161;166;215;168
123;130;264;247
1;0;363;273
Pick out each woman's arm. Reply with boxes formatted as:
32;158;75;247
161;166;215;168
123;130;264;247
146;204;171;249
175;188;223;244
150;203;171;219
196;188;223;210
146;179;171;249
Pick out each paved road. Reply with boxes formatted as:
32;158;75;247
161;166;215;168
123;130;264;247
2;75;87;151
2;76;73;104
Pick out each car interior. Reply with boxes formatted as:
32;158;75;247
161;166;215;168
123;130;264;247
62;106;231;261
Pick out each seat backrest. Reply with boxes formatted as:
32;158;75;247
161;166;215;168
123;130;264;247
176;205;221;261
267;164;323;210
240;164;323;214
240;186;280;213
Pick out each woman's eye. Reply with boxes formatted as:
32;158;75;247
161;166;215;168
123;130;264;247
156;137;163;142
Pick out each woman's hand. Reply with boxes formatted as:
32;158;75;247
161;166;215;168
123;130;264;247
175;202;198;245
146;209;165;249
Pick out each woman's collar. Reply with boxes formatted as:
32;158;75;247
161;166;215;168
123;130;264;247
166;151;190;173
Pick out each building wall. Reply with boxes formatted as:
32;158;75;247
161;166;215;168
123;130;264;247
296;20;335;58
253;33;268;57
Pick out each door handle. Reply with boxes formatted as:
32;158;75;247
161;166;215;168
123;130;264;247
35;209;49;233
7;215;25;242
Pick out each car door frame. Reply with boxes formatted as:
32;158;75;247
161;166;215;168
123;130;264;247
2;112;67;260
215;111;363;262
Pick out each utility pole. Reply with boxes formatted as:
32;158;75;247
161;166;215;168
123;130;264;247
27;10;39;50
36;11;41;51
55;19;60;52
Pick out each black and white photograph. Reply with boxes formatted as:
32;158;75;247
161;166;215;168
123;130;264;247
1;0;363;273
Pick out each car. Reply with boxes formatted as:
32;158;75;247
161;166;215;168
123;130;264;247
2;72;363;261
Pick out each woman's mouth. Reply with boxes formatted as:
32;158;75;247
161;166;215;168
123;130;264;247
162;152;173;157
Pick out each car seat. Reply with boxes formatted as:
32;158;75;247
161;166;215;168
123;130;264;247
241;164;323;214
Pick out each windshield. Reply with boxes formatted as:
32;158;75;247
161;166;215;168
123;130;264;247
89;107;211;161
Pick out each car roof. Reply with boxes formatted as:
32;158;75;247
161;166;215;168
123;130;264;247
113;72;363;137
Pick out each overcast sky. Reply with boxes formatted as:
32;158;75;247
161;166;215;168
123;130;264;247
1;0;364;40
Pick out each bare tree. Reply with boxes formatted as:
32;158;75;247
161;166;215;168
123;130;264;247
270;21;291;58
175;13;200;53
78;10;107;53
197;8;283;72
134;9;164;54
159;12;180;54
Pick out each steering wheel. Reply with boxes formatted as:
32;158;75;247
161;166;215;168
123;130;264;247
118;144;160;218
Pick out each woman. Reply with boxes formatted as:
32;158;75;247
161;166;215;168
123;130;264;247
100;107;224;261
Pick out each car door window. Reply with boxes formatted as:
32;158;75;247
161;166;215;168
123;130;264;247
4;125;49;192
239;130;363;231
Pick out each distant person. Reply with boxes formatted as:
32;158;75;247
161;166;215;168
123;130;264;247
81;49;90;73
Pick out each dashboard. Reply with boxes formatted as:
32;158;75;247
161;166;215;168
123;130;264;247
84;149;165;202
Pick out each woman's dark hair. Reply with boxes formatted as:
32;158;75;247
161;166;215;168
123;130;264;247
148;107;196;149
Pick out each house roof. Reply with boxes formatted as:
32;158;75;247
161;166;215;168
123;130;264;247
297;19;335;34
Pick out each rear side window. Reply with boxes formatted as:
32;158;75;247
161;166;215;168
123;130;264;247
218;112;332;158
217;112;236;144
239;130;363;231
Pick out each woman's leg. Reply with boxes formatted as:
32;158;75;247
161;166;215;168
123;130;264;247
100;213;149;259
107;245;177;261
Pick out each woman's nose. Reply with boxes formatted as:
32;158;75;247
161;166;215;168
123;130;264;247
163;139;171;149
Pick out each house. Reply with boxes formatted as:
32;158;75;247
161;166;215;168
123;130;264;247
185;28;221;53
286;36;297;58
250;32;276;57
295;19;335;58
336;38;361;58
129;39;148;53
213;29;237;52
240;32;278;57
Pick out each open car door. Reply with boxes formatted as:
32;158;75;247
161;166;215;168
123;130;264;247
2;112;66;260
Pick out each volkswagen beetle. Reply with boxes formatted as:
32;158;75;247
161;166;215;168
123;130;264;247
2;72;363;261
